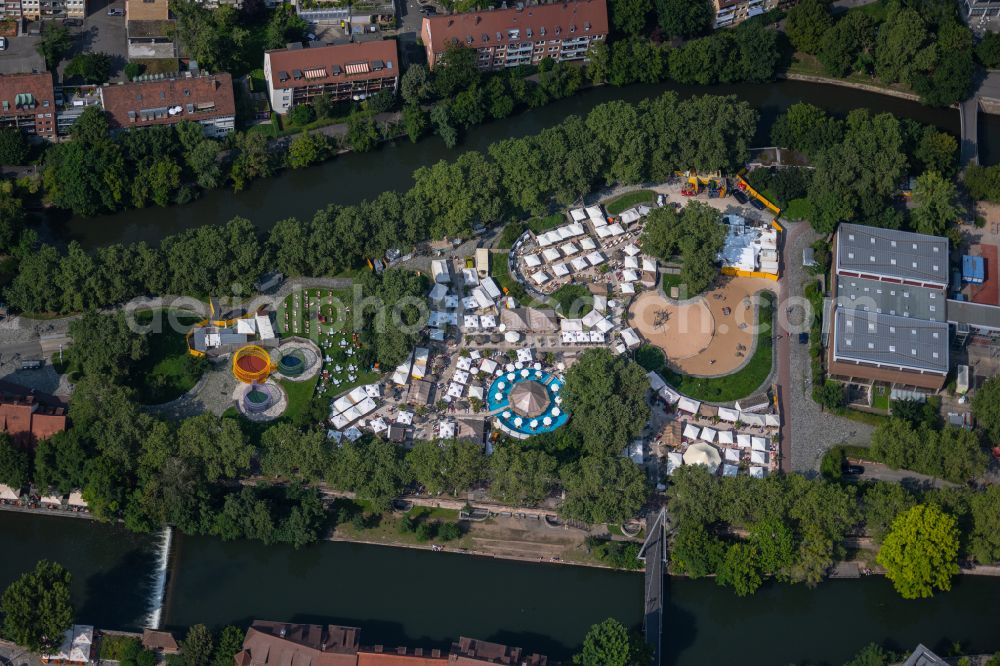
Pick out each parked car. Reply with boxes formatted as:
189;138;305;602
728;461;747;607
798;332;809;344
749;198;765;211
732;189;748;204
0;37;7;51
844;465;865;476
306;32;317;40
656;193;666;207
420;5;437;14
63;18;82;26
107;8;124;15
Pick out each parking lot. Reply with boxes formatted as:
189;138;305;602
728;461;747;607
0;0;128;80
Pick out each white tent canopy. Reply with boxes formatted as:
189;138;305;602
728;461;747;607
677;396;701;414
683;423;700;440
683;443;721;471
751;450;768;465
724;447;741;462
718;407;741;423
699;427;717;443
717;430;734;445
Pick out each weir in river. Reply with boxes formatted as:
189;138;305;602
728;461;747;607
144;526;173;630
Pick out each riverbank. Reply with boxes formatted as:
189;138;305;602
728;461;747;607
780;72;925;104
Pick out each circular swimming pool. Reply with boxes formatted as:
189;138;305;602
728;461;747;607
487;367;569;438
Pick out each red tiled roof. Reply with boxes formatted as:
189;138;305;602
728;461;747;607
0;395;66;447
422;0;608;53
98;73;235;130
0;72;56;137
266;40;399;89
358;653;444;665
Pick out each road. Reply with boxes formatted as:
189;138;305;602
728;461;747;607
846;461;959;489
778;220;875;472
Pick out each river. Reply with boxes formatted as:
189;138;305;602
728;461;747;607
55;79;1000;250
4;511;1000;665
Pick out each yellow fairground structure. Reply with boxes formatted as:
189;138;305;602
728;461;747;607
735;173;781;215
232;345;274;383
721;266;780;281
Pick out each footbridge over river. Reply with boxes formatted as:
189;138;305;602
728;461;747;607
638;508;668;665
961;96;980;167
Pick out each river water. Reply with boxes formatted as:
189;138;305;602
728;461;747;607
4;511;1000;665
57;79;998;250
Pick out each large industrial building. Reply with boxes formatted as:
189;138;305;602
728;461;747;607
827;223;1000;393
420;0;608;71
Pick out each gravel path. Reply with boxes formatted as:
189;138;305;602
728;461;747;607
781;221;874;472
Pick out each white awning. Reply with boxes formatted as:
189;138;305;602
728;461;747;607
524;254;542;268
683;423;700;439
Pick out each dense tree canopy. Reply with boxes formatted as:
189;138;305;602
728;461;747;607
573;618;648;666
642;202;726;295
562;349;650;457
0;560;74;652
876;503;960;599
785;0;834;53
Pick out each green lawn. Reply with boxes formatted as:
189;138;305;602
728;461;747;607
490;256;528;302
871;384;890;411
659;272;686;297
661;292;775;402
280;374;321;423
132;313;206;405
605;190;655;215
277;288;379;403
527;213;566;234
787;53;913;95
782;198;812;222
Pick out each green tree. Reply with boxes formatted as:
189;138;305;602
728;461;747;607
400;64;432;105
862;481;917;543
176;415;251;482
259;423;333;482
287;131;327;169
0;127;30;165
716;543;763;596
845;643;893;666
0;560;74;652
559;455;648;524
562;349;650;457
212;627;246;666
669;521;726;577
402;103;428;143
265;3;307;48
748;516;795;577
972;376;1000;442
641;202;725;295
328;436;410;511
66;312;148;378
966;484;1000;564
185;139;224;189
914;126;958;177
488;444;558;506
573;618;647;666
432;45;480;97
0;433;29;489
655;0;712;37
610;0;652;36
785;0;833;54
977;30;1000;68
289;103;316;126
406;439;486;496
36;23;71;69
770;103;843;159
876;503;960;599
818;11;878;77
229;131;274;191
181;624;215;666
34;431;89;495
345;111;380;152
910;171;960;236
64;52;113;83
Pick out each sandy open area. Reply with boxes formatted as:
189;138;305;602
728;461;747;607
629;277;774;377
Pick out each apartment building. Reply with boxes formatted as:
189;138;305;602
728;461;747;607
964;0;1000;18
263;40;399;114
713;0;776;28
420;0;608;71
18;0;85;19
98;71;235;136
0;72;57;139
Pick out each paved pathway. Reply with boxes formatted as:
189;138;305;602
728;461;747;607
780;221;875;472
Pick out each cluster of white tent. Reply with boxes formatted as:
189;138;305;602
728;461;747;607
391;347;430;386
329;384;381;430
428;273;504;335
559;308;616;345
536;221;588;248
